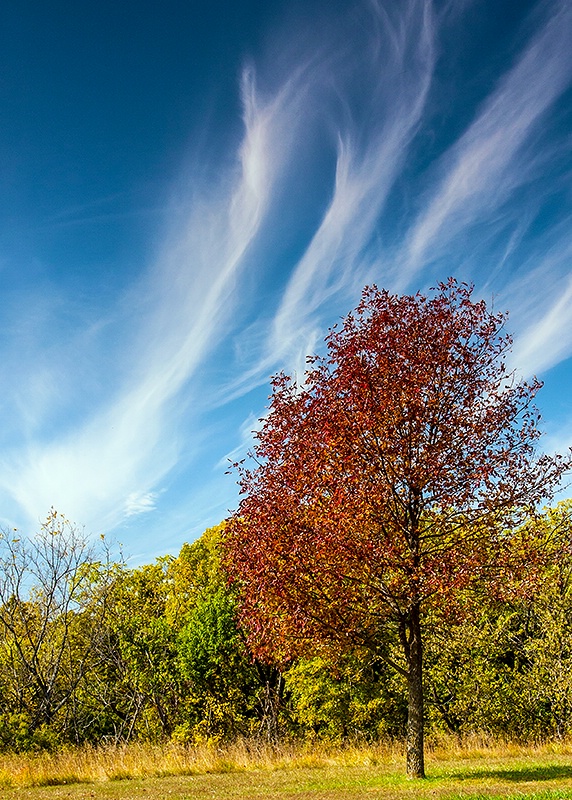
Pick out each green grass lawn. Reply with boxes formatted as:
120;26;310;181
3;742;572;800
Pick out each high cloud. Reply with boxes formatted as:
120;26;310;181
401;0;572;279
0;52;301;533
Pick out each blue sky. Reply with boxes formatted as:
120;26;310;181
1;0;572;562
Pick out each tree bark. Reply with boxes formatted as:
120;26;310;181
404;603;425;779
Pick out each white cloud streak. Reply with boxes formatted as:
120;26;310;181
506;248;572;377
0;63;304;533
401;0;572;279
269;0;435;370
215;0;436;391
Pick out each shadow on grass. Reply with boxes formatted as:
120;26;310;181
446;765;572;783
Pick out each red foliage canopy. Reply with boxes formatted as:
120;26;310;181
224;280;570;662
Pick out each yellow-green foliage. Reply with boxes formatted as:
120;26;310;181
285;651;406;741
2;506;572;754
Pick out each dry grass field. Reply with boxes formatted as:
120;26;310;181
2;738;572;799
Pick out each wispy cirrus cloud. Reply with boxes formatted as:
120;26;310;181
226;0;572;464
221;0;435;389
0;57;304;534
408;0;572;387
506;247;572;377
232;0;572;390
270;0;435;370
206;0;572;473
401;0;572;280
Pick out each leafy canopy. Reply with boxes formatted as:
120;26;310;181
225;280;571;660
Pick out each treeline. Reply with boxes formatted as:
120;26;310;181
0;504;571;752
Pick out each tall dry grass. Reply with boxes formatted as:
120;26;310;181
1;735;572;789
425;731;572;760
0;738;399;788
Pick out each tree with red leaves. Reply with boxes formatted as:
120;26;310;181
224;279;570;777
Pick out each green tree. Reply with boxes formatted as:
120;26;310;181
285;648;406;741
423;502;572;740
177;585;259;741
173;524;285;743
92;559;182;742
0;511;114;749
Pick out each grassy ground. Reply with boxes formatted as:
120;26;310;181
2;739;572;799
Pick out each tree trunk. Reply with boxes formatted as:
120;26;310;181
255;664;285;743
404;603;425;779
